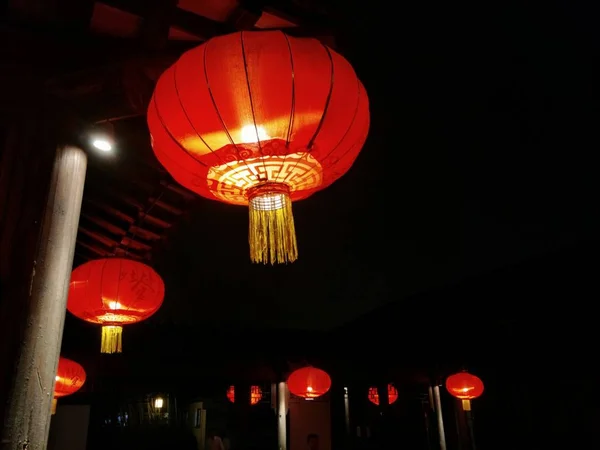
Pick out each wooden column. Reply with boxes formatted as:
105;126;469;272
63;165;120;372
433;384;447;450
277;381;288;450
0;144;87;450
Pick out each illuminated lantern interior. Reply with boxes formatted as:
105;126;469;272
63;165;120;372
287;366;331;400
367;384;399;406
226;385;263;405
67;258;165;354
445;371;484;411
148;30;370;264
52;357;86;415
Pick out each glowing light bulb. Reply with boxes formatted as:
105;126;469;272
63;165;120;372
92;139;112;152
307;386;313;392
55;376;60;381
240;125;270;144
109;301;122;310
154;397;164;409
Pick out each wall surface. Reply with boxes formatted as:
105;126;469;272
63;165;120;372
48;405;91;450
289;396;331;450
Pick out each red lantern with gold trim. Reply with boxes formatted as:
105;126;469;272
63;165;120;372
287;367;331;400
226;385;263;405
367;384;398;406
148;30;370;264
446;371;484;411
68;258;165;354
52;357;86;415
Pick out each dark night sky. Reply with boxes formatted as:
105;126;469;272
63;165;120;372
139;1;598;332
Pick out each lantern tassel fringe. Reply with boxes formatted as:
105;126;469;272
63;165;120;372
101;325;123;354
51;398;57;415
462;399;471;411
248;193;297;264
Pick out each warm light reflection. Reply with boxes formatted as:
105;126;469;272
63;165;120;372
180;112;323;155
240;125;270;144
207;152;322;205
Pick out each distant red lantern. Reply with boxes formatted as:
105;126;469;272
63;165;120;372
368;384;398;406
148;30;370;265
446;371;484;411
52;357;86;415
68;258;165;354
287;367;331;400
226;385;263;405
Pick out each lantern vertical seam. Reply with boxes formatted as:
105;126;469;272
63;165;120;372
151;94;211;172
284;32;296;148
169;60;238;180
306;43;335;150
202;36;254;175
286;76;364;187
171;63;229;170
239;31;268;178
275;32;297;185
280;42;336;187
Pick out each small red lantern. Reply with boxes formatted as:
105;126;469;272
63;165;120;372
445;371;484;411
68;258;165;354
226;385;263;405
52;357;86;415
367;384;398;406
287;367;331;400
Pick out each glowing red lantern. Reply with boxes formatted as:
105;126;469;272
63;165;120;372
368;384;398;406
148;30;370;265
68;258;165;354
52;357;86;415
226;385;263;405
287;367;331;400
446;371;484;411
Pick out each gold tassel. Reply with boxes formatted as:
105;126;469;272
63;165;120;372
462;399;471;411
248;183;298;265
101;325;123;354
51;398;58;415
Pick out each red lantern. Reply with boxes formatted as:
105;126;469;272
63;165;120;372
226;385;263;405
287;367;331;400
445;371;484;411
367;384;398;406
68;258;165;354
52;357;86;415
148;30;370;265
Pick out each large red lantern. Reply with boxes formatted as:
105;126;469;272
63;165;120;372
52;357;86;415
367;384;398;406
287;367;331;400
148;30;370;264
445;371;484;411
226;385;263;405
68;258;165;354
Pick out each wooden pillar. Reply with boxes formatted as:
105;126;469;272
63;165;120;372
277;381;288;450
432;384;447;450
0;143;87;450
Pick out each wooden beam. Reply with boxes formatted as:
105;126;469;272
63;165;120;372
120;236;152;251
160;180;195;200
81;213;127;236
84;198;135;224
139;212;172;229
77;239;107;256
128;225;161;241
148;196;183;215
79;226;119;248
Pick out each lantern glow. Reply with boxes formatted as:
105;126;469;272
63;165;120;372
445;371;484;411
226;385;263;405
52;357;86;415
287;367;331;400
148;30;370;264
67;258;165;353
367;384;399;406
